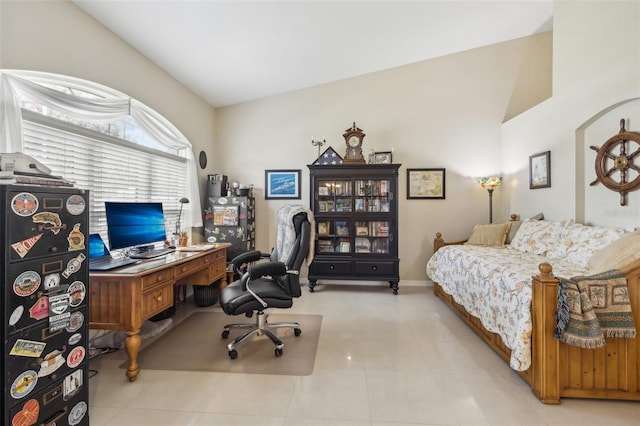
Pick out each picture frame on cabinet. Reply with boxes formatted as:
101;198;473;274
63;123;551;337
406;168;446;199
529;151;551;189
339;241;351;253
356;226;369;236
265;169;301;200
374;151;393;164
317;221;329;236
335;221;349;236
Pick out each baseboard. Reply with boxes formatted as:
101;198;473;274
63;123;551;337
300;278;431;287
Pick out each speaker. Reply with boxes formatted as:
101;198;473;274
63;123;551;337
208;174;228;197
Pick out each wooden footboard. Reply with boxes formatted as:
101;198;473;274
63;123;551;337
531;260;640;403
432;242;640;404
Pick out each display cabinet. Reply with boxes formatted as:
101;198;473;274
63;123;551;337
204;195;255;260
307;164;400;294
1;185;90;426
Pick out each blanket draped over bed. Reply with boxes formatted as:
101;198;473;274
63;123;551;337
555;269;636;348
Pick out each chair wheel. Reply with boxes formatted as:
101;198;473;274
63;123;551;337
221;330;229;339
275;348;283;357
294;328;302;337
228;349;238;359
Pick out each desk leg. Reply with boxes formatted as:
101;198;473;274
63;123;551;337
124;328;141;382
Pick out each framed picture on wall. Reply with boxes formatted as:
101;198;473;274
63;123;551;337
406;168;446;199
529;151;551;189
265;169;301;199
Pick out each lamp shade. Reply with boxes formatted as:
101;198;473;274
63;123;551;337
477;176;502;191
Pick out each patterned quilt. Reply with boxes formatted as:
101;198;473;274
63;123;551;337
426;245;589;371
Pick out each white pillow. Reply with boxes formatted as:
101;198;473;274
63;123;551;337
509;219;566;256
552;222;627;267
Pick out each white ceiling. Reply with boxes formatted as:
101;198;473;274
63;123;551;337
73;0;553;108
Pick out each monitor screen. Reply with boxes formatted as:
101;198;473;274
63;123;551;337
105;202;167;250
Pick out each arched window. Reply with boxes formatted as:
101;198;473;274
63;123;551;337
0;70;201;249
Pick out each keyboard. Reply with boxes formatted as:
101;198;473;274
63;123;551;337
89;257;138;271
129;248;175;259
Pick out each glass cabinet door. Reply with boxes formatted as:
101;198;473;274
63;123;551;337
317;179;352;213
354;179;391;212
354;220;391;254
316;219;351;253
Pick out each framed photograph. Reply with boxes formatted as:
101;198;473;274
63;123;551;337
318;186;330;196
529;151;551;189
317;221;329;236
339;241;351;253
374;151;393;164
407;168;446;199
356;226;369;236
265;169;301;200
335;221;349;236
318;201;328;212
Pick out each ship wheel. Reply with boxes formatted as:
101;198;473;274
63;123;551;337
589;119;640;206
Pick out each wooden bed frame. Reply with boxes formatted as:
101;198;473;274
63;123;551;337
433;233;640;404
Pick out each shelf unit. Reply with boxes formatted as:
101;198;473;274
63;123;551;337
204;195;255;260
308;164;400;294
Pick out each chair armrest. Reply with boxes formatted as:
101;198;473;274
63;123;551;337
230;250;262;269
248;262;286;280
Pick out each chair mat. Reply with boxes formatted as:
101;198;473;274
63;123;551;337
119;312;322;376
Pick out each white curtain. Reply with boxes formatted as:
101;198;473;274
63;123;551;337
0;70;202;227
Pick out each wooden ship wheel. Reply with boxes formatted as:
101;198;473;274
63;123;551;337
589;118;640;206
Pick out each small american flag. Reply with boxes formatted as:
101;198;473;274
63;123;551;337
313;146;343;165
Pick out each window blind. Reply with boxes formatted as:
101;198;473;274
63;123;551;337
21;111;187;246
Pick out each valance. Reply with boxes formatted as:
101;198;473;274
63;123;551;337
0;70;202;227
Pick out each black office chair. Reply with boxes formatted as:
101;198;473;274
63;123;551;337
220;205;312;359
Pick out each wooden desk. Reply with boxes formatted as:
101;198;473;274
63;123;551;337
89;243;229;381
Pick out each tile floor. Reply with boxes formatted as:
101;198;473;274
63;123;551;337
88;283;639;425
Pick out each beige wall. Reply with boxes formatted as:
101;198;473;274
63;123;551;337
0;0;218;220
215;33;552;281
1;0;559;283
502;1;640;227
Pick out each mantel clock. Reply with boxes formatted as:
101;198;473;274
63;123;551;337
343;122;366;163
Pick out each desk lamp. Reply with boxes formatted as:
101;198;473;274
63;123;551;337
477;177;502;223
175;197;190;240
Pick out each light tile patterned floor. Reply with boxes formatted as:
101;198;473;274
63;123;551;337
88;283;640;425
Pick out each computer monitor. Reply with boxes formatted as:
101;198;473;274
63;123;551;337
104;202;167;250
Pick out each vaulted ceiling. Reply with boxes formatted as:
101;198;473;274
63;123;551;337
74;1;553;108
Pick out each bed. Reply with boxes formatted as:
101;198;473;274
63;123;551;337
427;218;640;403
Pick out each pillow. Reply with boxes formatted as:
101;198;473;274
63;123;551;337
550;222;627;265
529;212;544;220
509;219;566;256
464;222;511;247
494;217;522;244
588;230;640;273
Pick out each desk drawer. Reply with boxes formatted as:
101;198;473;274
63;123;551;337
175;255;210;278
142;284;173;318
211;249;226;262
210;260;227;278
142;270;174;291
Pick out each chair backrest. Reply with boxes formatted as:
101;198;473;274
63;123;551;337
271;211;311;298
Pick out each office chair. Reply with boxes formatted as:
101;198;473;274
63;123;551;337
220;205;313;359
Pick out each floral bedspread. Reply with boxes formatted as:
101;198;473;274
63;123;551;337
426;245;589;371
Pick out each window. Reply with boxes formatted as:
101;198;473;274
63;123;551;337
0;70;201;248
22;111;187;241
